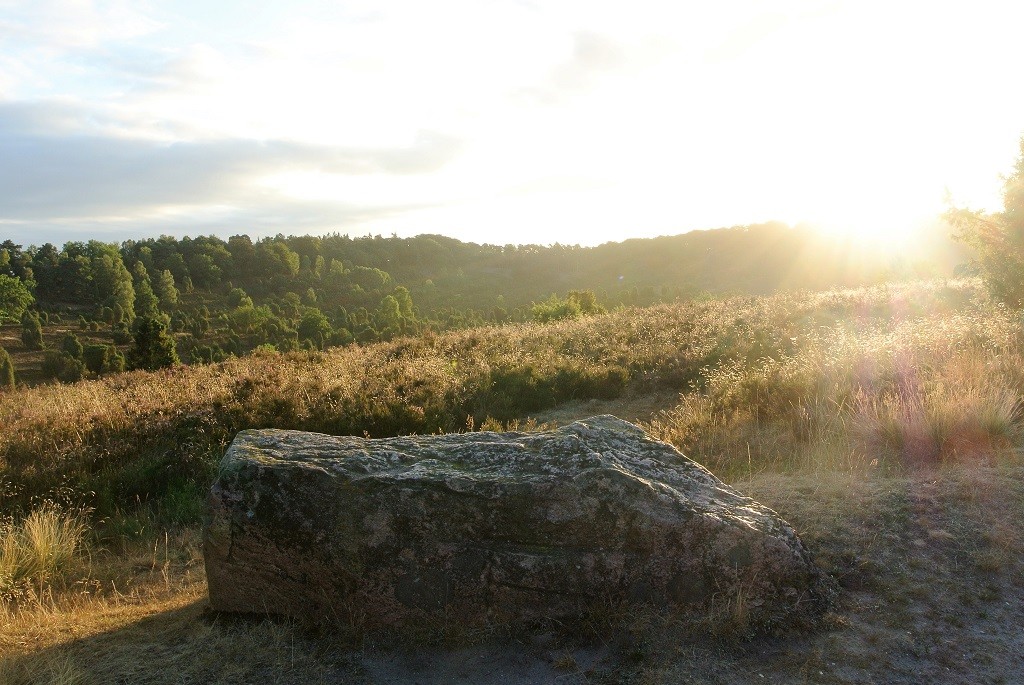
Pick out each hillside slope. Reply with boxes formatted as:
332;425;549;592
2;278;1023;683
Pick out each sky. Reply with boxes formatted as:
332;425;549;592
1;0;1023;248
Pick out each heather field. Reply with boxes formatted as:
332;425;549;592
3;278;1024;683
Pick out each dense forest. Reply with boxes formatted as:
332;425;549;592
0;221;966;387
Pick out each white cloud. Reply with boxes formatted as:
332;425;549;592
0;0;160;50
1;0;1023;247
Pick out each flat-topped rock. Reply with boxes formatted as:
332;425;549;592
204;416;834;631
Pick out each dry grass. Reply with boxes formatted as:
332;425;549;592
645;288;1024;479
3;466;1016;684
0;506;87;601
0;278;1003;518
3;277;1024;682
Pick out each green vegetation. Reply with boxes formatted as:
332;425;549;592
0;505;86;600
0;222;969;390
947;139;1024;306
531;289;606;322
128;316;179;371
2;276;1024;682
0;346;14;390
0;274;33;323
18;312;42;351
6;139;1024;685
0;277;1014;522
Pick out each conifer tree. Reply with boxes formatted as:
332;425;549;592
133;262;160;318
20;310;43;350
60;331;84;360
129;316;179;371
154;269;179;311
0;345;15;390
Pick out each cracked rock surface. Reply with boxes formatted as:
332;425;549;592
204;415;834;630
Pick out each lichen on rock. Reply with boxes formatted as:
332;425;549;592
204;415;835;632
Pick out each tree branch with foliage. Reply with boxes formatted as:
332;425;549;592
947;138;1024;306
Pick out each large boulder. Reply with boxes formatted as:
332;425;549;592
204;416;834;631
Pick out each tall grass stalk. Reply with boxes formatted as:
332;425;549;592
0;505;87;599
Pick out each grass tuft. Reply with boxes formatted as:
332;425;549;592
0;504;87;601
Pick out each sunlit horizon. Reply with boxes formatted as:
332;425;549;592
1;1;1021;249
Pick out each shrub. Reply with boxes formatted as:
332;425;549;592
531;290;605;323
42;351;85;383
129;316;179;371
0;504;87;598
112;322;132;345
20;311;43;350
60;332;84;360
298;308;333;349
0;346;14;390
83;344;105;375
82;343;125;375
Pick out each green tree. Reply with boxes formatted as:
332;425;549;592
256;240;300;278
227;287;253;309
60;332;84;360
83;344;109;374
20;311;43;350
375;295;402;336
133;262;160;318
0;345;15;389
153;269;179;311
129;316;180;371
297;308;333;349
106;346;127;373
91;251;135;317
948;138;1024;306
393;286;415;320
42;351;85;383
83;344;126;375
0;274;34;322
112;322;133;345
530;290;604;323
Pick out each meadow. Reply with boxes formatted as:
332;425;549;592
2;277;1024;683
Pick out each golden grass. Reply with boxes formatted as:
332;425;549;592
3;277;1024;677
1;279;1006;511
1;278;1023;680
644;285;1024;478
0;506;87;600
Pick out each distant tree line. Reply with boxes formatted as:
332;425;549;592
0;220;969;388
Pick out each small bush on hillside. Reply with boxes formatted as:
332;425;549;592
60;332;84;360
83;344;126;376
190;344;227;365
112;322;132;345
129;316;179;371
42;351;85;383
532;290;606;323
0;346;14;390
298;308;333;349
20;311;42;350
